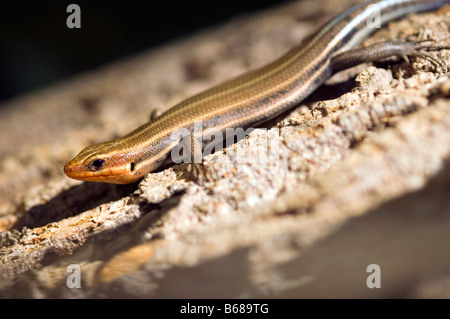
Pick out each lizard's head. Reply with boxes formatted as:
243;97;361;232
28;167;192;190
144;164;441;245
64;141;142;184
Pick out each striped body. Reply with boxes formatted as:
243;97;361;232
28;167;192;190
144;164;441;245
64;0;449;183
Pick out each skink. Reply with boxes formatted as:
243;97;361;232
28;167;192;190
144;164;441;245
64;0;449;184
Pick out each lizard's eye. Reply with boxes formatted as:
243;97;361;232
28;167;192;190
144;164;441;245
89;159;106;170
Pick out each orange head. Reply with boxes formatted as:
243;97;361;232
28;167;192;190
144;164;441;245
64;141;143;184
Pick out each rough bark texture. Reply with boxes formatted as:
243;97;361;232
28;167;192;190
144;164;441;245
0;0;449;298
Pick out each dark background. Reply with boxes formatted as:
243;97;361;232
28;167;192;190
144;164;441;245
0;0;287;103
